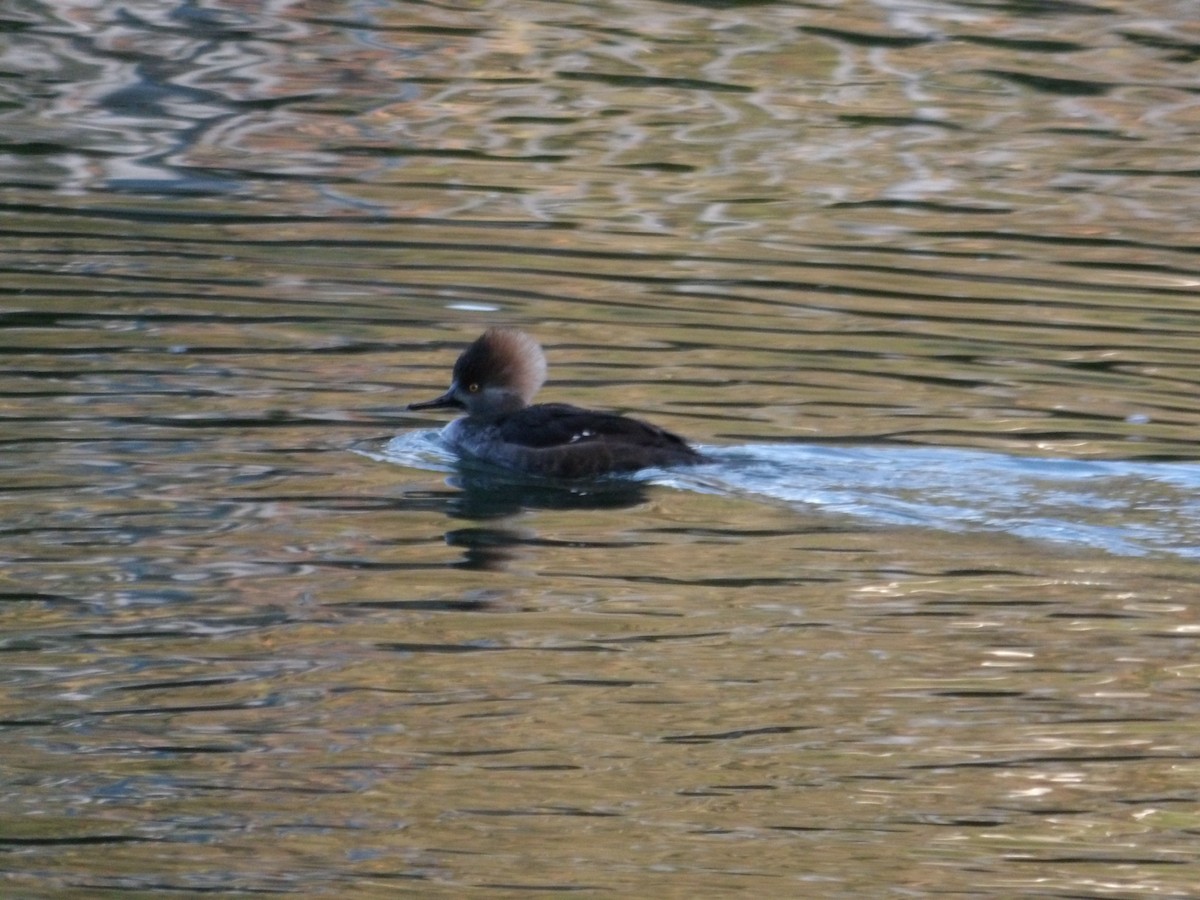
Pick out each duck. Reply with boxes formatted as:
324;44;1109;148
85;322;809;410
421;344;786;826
408;328;704;478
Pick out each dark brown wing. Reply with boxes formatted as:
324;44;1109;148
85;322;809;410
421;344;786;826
495;403;702;477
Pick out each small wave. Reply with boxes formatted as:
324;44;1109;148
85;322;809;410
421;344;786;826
355;430;458;473
367;432;1200;558
665;444;1200;558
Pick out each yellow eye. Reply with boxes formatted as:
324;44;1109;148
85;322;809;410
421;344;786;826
467;383;480;393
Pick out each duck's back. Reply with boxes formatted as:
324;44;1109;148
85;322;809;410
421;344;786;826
468;403;704;478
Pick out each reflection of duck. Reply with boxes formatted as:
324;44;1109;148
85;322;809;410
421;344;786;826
408;328;704;478
445;462;653;519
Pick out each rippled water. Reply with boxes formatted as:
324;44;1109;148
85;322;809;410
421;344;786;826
379;431;1200;557
4;0;1200;896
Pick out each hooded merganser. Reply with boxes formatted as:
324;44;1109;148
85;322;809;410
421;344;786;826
407;328;704;478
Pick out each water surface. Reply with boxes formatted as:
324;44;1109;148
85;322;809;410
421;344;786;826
3;0;1200;896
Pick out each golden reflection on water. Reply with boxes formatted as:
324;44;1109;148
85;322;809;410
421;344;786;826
3;0;1200;896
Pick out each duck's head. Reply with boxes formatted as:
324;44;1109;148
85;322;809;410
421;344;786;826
408;327;547;419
